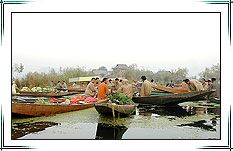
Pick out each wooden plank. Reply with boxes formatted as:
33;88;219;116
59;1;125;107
153;86;188;93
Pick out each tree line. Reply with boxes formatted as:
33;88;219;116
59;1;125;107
13;63;220;88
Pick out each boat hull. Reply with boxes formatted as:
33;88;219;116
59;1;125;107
133;90;215;105
153;86;188;93
209;98;220;104
67;87;86;92
12;99;108;116
12;92;79;97
95;103;136;116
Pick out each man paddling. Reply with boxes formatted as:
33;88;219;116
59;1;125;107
85;78;97;98
184;79;204;92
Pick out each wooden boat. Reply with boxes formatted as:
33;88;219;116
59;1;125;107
151;89;166;93
95;103;136;117
174;84;181;87
153;86;188;93
208;98;220;104
12;91;79;97
133;90;215;105
12;99;109;116
67;87;86;92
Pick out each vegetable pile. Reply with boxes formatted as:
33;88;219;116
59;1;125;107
20;87;66;93
109;93;135;105
84;97;98;104
34;95;99;105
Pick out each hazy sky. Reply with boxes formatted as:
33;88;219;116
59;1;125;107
12;13;220;76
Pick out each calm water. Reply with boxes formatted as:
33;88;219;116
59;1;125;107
12;100;220;139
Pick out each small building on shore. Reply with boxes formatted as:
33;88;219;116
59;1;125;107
112;64;128;78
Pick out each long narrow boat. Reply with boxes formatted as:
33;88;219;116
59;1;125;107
12;99;108;116
133;90;215;105
12;91;79;97
95;103;136;117
67;87;86;92
208;98;220;104
153;86;188;93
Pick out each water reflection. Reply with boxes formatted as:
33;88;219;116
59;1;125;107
11;100;220;139
95;123;128;139
176;118;217;131
137;104;192;117
12;121;59;139
137;102;220;118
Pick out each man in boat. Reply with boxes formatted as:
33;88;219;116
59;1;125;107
202;78;209;90
131;80;139;94
131;80;138;86
151;79;157;86
56;81;63;89
12;81;17;94
111;78;122;94
117;79;134;98
95;77;101;88
107;79;113;89
180;80;188;89
167;81;175;88
208;78;220;99
184;79;204;92
85;78;97;98
62;81;67;89
97;78;109;99
50;81;54;88
72;82;78;87
138;76;152;96
207;79;212;86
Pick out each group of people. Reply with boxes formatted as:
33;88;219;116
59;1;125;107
84;76;153;99
49;76;220;99
50;81;67;89
183;78;220;98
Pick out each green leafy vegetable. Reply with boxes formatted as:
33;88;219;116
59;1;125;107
109;93;135;105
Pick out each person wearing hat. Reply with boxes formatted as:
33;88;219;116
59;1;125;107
208;78;220;99
111;78;122;94
184;79;204;92
85;78;97;98
138;76;152;96
117;79;134;98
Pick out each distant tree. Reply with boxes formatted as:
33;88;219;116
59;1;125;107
199;63;220;81
98;66;108;71
13;63;24;79
172;68;188;83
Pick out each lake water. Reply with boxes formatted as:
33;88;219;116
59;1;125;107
12;100;220;139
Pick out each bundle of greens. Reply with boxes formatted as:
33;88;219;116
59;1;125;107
34;99;60;105
109;93;135;105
